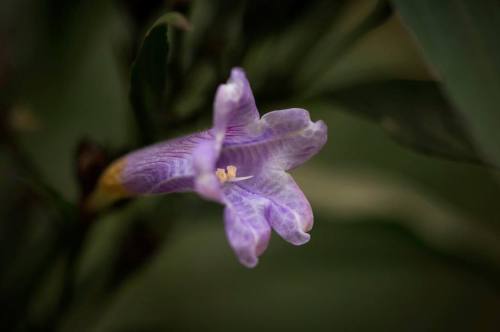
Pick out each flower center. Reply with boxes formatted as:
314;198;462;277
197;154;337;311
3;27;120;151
215;165;253;184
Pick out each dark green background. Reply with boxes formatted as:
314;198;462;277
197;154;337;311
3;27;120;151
1;0;499;331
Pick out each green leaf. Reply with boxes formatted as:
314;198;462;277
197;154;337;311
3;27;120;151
183;0;246;74
0;150;77;330
391;0;500;167
327;80;486;165
13;1;130;199
130;12;189;144
243;0;391;101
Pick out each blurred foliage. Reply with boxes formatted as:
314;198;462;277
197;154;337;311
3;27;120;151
130;12;192;144
393;0;500;167
327;80;483;164
1;0;500;331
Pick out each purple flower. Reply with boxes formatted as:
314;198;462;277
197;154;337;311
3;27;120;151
96;68;327;267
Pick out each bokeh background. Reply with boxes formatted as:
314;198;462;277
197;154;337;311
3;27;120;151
1;0;500;331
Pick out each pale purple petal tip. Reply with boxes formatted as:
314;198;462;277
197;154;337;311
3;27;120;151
213;67;259;138
223;185;271;268
237;170;314;247
260;108;328;170
268;204;311;246
193;141;222;202
224;208;259;268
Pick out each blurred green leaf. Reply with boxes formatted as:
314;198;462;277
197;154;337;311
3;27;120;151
15;0;130;199
294;0;392;90
311;106;500;224
326;80;485;165
294;165;500;270
244;0;391;101
0;151;76;331
302;14;433;97
391;0;500;167
183;0;245;73
243;0;349;97
130;12;189;144
88;217;500;332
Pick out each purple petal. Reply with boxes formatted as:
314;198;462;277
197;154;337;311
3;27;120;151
117;68;260;197
191;68;260;201
235;170;313;246
213;67;259;140
217;108;327;176
222;184;272;268
193;140;223;202
261;109;327;170
120;131;211;194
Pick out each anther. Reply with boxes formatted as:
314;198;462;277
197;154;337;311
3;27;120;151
215;165;252;184
216;168;228;183
226;165;237;179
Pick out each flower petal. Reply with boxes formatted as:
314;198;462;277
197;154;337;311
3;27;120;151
119;132;211;194
217;108;327;176
223;184;272;268
213;67;259;140
192;68;260;201
260;108;327;170
193;140;223;202
235;170;313;245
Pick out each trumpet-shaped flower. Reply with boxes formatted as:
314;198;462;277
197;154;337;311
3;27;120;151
95;68;327;267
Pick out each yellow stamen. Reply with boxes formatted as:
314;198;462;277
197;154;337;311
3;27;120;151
226;165;237;179
215;165;240;183
216;168;228;183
